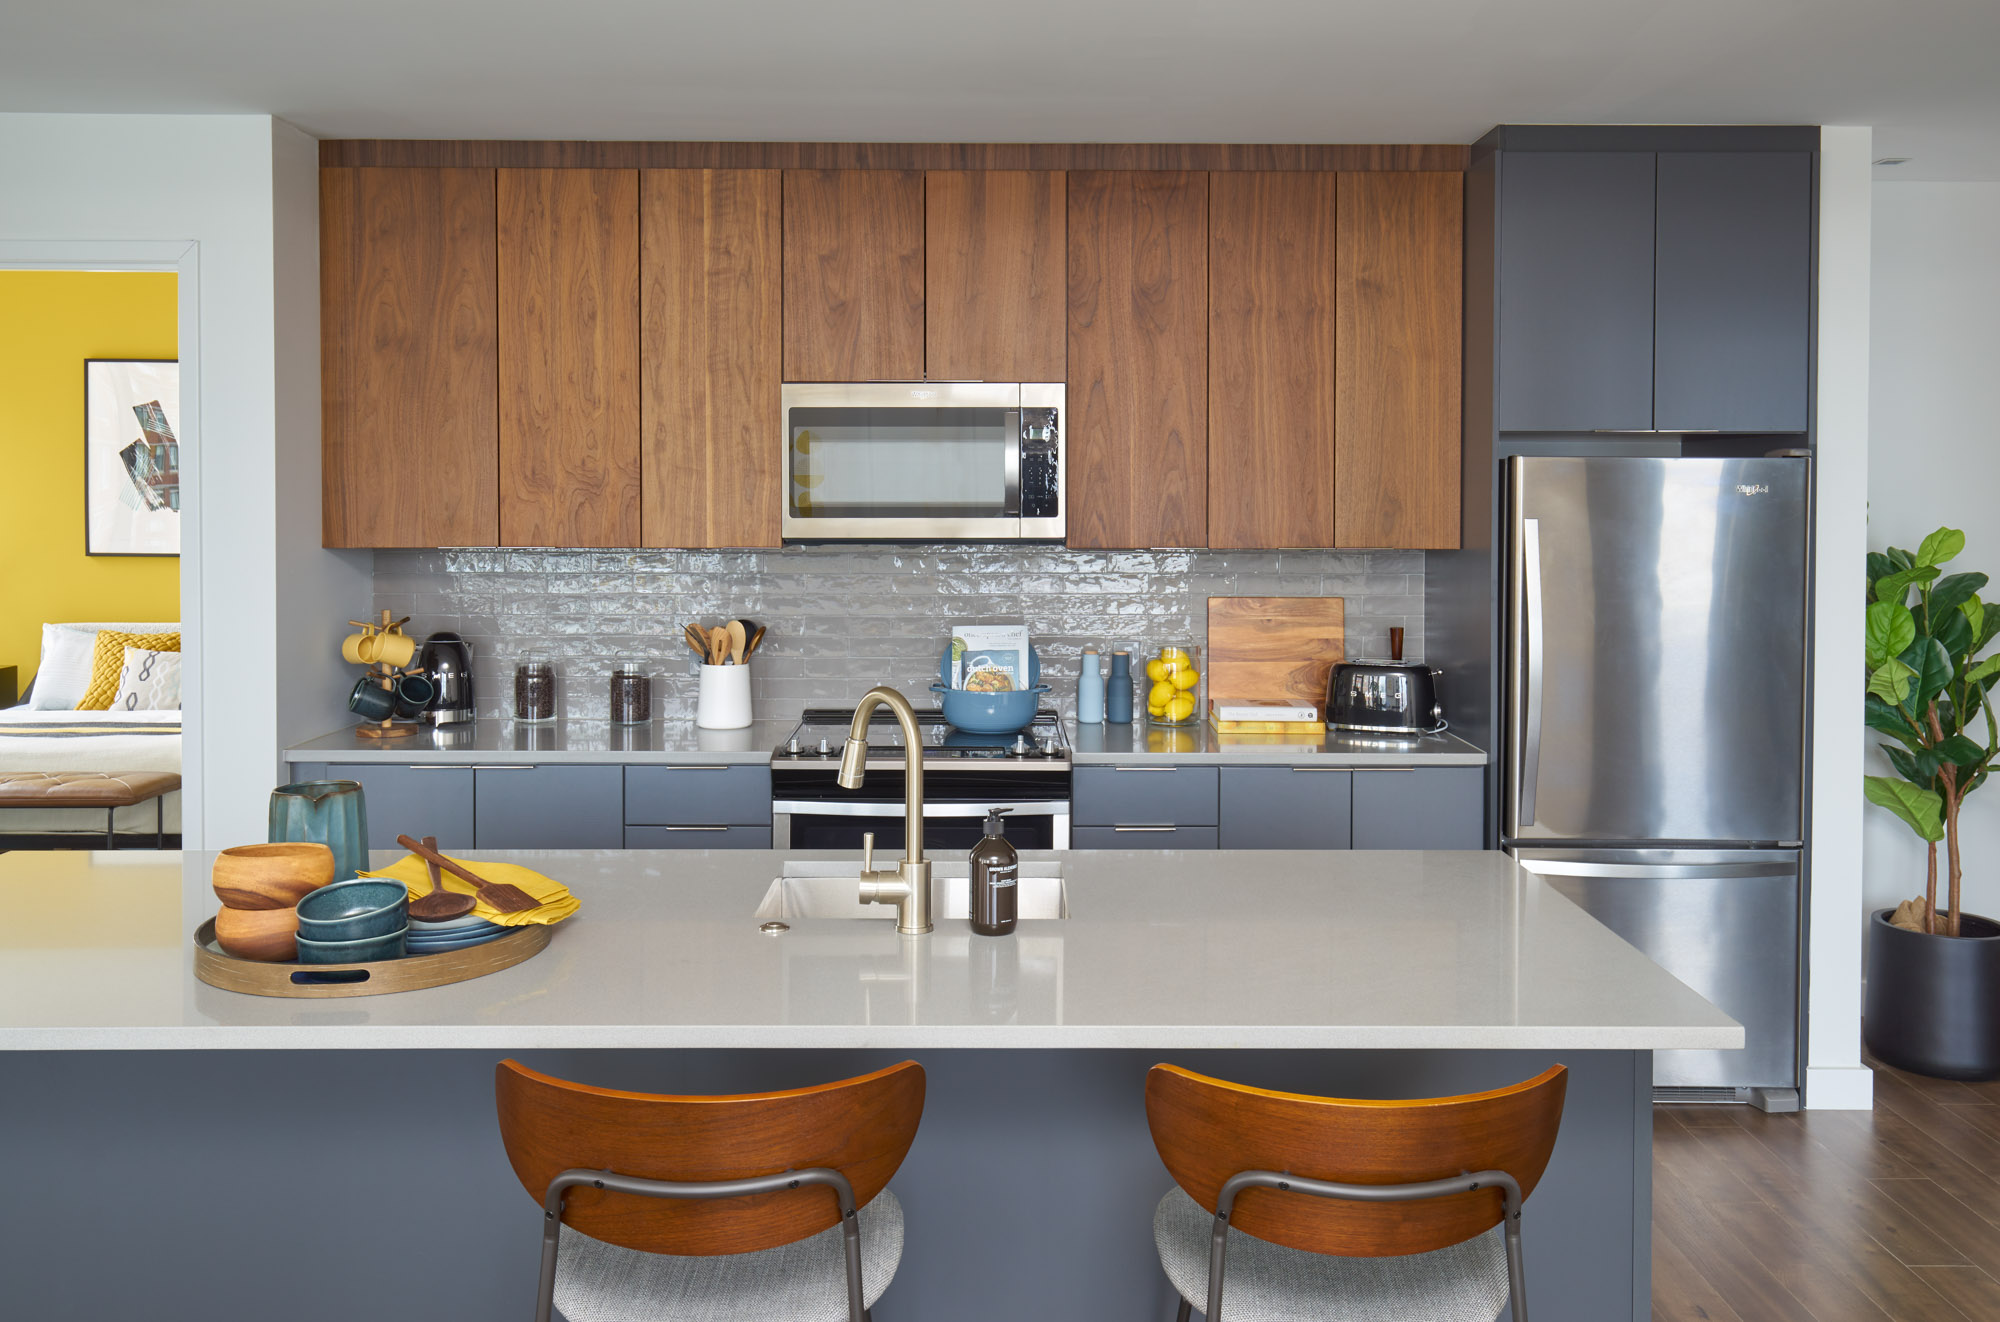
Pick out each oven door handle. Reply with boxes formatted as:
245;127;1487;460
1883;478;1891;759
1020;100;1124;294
771;799;1071;818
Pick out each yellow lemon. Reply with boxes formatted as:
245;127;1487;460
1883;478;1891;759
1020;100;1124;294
1171;666;1200;691
1145;658;1168;683
1160;646;1189;662
1166;694;1197;722
1148;680;1177;708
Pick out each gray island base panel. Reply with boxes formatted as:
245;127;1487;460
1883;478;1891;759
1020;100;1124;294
0;849;1732;1322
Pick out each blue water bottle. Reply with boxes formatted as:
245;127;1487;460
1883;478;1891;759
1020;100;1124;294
1077;648;1105;724
1105;650;1133;724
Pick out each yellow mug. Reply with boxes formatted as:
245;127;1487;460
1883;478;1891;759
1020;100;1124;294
370;631;416;668
340;633;372;664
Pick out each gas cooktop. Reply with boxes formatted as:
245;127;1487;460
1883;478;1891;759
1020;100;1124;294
777;707;1068;765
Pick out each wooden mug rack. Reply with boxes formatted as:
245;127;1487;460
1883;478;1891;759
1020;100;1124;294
348;609;424;739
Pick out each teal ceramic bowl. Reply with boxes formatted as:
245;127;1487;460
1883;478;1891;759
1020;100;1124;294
296;878;408;942
295;926;407;965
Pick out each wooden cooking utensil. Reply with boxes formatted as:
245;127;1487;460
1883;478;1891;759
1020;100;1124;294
395;834;541;915
727;620;747;665
708;626;730;666
743;624;768;659
683;623;710;659
406;834;477;921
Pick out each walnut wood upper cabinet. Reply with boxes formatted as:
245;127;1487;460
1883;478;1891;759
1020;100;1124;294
1207;172;1341;549
321;167;499;548
1335;170;1463;549
783;170;925;381
925;171;1066;382
640;170;782;548
497;168;642;548
1066;171;1209;549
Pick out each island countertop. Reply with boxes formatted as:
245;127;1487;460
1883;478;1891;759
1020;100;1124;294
0;847;1735;1053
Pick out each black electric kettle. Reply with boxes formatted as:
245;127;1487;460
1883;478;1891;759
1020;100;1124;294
1326;627;1446;736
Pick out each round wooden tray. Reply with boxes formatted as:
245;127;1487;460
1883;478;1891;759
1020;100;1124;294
192;917;552;998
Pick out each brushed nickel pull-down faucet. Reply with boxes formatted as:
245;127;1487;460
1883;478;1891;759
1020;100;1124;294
838;686;933;934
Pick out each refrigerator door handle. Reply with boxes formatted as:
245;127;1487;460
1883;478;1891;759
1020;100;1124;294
1519;517;1544;828
1516;858;1799;881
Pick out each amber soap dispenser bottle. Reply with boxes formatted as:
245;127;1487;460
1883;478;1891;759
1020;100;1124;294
969;809;1019;936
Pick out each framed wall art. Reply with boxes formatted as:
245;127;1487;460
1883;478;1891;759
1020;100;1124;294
84;358;180;557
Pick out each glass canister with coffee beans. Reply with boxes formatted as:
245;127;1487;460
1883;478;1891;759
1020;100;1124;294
514;656;557;723
609;658;651;725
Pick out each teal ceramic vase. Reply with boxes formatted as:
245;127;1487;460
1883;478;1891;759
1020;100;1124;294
269;780;370;881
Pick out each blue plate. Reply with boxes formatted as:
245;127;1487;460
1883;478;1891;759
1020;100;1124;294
408;915;503;935
406;929;509;953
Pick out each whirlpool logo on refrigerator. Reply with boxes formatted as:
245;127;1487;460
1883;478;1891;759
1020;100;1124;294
1735;484;1771;496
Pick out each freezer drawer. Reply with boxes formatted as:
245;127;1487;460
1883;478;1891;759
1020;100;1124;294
1513;848;1800;1089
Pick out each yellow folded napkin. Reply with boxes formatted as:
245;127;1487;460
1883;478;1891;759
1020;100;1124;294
358;853;580;927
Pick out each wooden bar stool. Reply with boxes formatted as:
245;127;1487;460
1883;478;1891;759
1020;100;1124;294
495;1059;925;1322
1144;1063;1568;1322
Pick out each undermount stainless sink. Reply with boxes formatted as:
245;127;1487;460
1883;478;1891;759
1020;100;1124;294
755;861;1068;922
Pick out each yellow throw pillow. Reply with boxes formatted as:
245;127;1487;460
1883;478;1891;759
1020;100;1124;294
78;631;180;710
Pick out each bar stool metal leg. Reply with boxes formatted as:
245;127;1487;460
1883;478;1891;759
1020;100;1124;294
157;794;165;848
106;806;116;850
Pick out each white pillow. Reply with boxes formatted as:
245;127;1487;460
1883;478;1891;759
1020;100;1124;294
111;647;182;712
28;623;181;710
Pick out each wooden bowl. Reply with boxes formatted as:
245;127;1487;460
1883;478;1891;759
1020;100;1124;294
212;843;336;910
214;904;301;962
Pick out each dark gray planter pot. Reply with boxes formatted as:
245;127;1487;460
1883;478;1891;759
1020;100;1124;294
1863;908;2000;1081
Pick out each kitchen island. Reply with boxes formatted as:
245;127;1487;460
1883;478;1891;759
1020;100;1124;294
0;847;1732;1321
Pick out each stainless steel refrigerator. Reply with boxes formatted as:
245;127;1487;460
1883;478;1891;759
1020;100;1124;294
1502;455;1809;1101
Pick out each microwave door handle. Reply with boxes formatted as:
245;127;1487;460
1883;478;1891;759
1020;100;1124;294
1003;409;1021;516
1519;517;1545;829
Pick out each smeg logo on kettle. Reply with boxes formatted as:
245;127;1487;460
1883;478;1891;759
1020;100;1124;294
1735;484;1770;496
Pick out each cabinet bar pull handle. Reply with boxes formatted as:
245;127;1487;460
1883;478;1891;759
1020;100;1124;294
1113;825;1178;832
479;765;537;771
1357;767;1417;773
1288;767;1348;773
408;764;476;771
1110;766;1180;773
662;825;729;832
661;765;730;772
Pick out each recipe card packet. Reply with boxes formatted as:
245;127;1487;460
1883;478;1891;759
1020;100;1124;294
952;623;1031;691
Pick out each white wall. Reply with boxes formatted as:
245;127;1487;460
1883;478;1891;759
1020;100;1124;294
1866;181;2000;921
0;114;367;845
1805;126;1875;1109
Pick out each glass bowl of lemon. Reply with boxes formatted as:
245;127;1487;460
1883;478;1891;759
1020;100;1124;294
1143;643;1204;726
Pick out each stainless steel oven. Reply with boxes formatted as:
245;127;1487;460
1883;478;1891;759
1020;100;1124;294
780;382;1065;541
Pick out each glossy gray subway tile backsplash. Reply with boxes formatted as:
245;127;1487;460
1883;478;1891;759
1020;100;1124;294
373;545;1424;723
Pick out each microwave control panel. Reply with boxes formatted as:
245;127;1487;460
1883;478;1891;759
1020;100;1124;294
1021;408;1060;518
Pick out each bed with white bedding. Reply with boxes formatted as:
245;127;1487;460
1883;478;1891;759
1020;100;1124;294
0;708;183;837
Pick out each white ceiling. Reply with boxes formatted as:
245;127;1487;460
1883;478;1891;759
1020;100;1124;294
4;0;1996;180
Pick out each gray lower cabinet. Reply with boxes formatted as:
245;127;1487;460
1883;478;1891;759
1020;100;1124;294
624;825;773;849
1218;767;1352;849
321;763;476;852
1349;767;1485;850
624;766;772;827
1071;825;1219;850
473;765;624;850
1074;766;1218;830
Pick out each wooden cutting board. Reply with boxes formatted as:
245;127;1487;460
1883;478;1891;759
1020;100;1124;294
1205;597;1346;708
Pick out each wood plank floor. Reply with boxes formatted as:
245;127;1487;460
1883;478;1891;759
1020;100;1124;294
1655;1062;2000;1321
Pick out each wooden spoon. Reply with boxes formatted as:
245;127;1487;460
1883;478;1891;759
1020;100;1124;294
727;620;747;665
682;622;710;659
743;624;768;659
406;834;476;921
708;626;730;666
395;834;541;915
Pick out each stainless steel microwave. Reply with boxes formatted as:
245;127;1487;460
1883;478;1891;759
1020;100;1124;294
780;382;1065;541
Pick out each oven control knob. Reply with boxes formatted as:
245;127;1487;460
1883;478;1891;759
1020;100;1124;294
1010;735;1031;756
787;736;801;756
817;737;833;757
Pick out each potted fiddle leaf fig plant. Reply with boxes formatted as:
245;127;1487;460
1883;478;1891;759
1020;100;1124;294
1863;526;2000;1079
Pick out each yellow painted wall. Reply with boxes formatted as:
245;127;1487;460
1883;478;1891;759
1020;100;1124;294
0;271;180;692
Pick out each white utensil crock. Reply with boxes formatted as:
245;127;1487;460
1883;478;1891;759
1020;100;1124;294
696;664;753;729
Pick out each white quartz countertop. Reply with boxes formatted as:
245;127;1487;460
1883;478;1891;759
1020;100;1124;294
0;848;1736;1053
1067;720;1487;765
284;717;1484;768
284;718;794;765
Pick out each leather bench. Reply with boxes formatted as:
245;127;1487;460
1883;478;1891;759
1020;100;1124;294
0;771;182;848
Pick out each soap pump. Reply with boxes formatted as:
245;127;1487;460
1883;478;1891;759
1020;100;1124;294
969;809;1019;936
